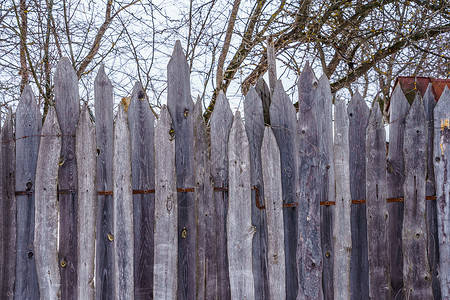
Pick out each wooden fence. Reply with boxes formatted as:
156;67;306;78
1;40;449;299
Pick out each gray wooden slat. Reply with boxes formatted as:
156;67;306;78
153;106;178;300
255;78;271;125
402;94;433;299
76;104;97;300
423;84;441;299
113;104;134;299
333;98;352;300
270;80;298;299
14;85;41;300
261;127;286;300
434;86;450;298
365;103;390;299
297;63;322;299
167;40;196;300
386;84;409;299
227;111;255;300
209;91;233;299
348;92;370;300
94;64;114;299
54;57;79;299
34;107;62;299
244;86;269;299
128;82;155;299
267;40;277;95
1;111;16;299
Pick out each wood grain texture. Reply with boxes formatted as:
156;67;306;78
14;85;41;300
54;57;79;299
128;82;155;299
34;107;62;299
227;111;255;300
402;94;433;299
366;103;390;299
297;63;323;299
0;111;16;299
348;92;370;300
209;91;233;299
76;104;97;300
113;104;134;299
267;40;277;95
386;84;409;299
261;127;286;300
94;64;114;300
154;106;178;300
244;86;269;299
434;86;450;298
333;98;352;300
167;41;196;300
255;78;271;125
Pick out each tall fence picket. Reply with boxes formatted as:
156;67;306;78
255;78;271;125
153;106;177;300
348;92;370;300
244;86;269;299
14;85;41;300
34;107;61;299
94;64;114;299
76;104;97;300
261;127;285;300
434;86;450;298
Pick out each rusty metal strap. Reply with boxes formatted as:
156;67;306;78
15;190;34;196
98;188;195;195
283;202;298;208
58;189;77;194
320;201;336;206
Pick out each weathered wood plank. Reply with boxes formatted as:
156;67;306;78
267;39;277;95
34;107;62;299
244;86;269;299
270;80;298;299
434;86;450;298
348;92;370;300
386;84;409;299
0;111;16;299
76;104;97;300
14;85;41;300
167;40;196;300
423;84;441;299
297;63;322;299
209;91;233;299
227;111;255;300
261;127;286;300
255;78;271;125
402;94;433;299
94;64;114;300
366;103;390;299
153;106;178;300
128;82;155;299
113;104;134;299
54;57;79;299
333;98;352;300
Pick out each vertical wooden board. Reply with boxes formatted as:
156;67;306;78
167;40;196;300
113;104;134;299
34;107;62;299
14;85;42;300
269;80;298;298
333;98;352;300
54;57;79;299
227;111;255;300
434;86;450;298
255;78;271;125
128;82;155;299
366;103;390;299
244;86;269;299
347;92;370;300
402;94;433;298
386;84;409;299
423;84;441;299
267;40;277;95
261;127;286;300
76;105;97;300
209;91;233;299
297;63;323;299
1;111;16;299
94;64;114;299
153;106;178;300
